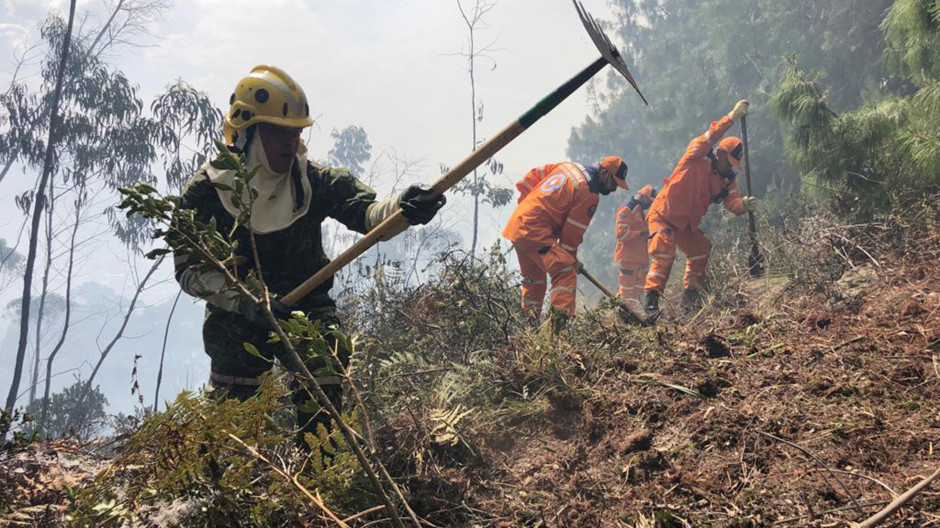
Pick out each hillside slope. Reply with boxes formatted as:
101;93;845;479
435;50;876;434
411;262;940;526
2;242;938;528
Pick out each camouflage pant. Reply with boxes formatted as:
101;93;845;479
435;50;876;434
203;304;349;446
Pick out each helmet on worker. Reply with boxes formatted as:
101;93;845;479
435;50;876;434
223;65;313;149
634;184;657;206
717;137;743;170
599;156;629;191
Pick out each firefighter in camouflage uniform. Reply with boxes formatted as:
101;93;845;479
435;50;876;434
173;65;445;446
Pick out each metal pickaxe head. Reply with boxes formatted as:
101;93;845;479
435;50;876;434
572;0;649;106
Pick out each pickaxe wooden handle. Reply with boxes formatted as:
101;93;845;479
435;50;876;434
578;265;617;300
577;264;647;326
281;0;647;307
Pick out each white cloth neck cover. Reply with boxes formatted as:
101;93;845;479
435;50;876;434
205;127;312;234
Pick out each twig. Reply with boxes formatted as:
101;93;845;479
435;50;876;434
228;433;350;527
811;468;898;497
229;155;414;528
373;367;453;382
852;465;940;528
832;336;866;352
341;505;386;524
773;499;890;525
758;431;864;513
250;234;415;528
132;154;416;528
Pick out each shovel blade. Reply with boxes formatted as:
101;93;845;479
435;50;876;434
617;301;651;326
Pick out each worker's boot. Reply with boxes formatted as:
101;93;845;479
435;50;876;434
549;307;571;333
680;288;702;311
643;289;660;314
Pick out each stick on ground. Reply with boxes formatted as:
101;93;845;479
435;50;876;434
852;465;940;528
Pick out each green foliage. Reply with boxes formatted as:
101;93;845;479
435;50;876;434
882;0;940;84
770;61;903;216
771;0;940;219
24;381;108;440
0;408;39;455
116;143;258;302
66;377;372;527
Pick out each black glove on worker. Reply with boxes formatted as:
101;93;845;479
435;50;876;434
238;296;292;330
399;185;446;225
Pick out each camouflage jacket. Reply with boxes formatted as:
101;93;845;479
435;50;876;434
173;161;376;368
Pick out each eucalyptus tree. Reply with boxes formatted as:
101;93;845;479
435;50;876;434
0;2;222;427
328;125;372;176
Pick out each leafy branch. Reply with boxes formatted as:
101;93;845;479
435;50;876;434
117;142;419;528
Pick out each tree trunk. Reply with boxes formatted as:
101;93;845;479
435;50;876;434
88;0;125;56
152;289;181;413
0;156;15;186
3;0;78;434
29;180;55;405
468;22;479;256
39;191;83;435
69;255;163;430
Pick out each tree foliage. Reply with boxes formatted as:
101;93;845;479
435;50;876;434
24;381;108;440
771;0;940;218
67;379;372;527
150;80;224;192
328;125;372;176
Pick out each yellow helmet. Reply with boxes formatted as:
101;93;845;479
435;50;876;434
223;65;313;145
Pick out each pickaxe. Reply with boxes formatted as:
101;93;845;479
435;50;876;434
740;116;765;277
281;0;647;307
577;264;648;326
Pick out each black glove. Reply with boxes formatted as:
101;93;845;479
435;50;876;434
238;296;291;330
399;185;446;225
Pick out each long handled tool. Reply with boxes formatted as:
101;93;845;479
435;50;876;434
740;116;765;278
577;265;647;326
281;0;647;307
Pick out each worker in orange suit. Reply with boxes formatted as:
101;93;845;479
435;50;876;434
614;185;657;302
643;100;757;313
503;156;629;320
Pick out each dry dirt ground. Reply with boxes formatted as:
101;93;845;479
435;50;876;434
426;262;940;527
2;262;938;528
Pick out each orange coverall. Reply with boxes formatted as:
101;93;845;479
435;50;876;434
503;162;599;317
645;115;746;293
614;198;651;301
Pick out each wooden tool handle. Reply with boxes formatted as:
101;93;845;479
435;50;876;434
281;58;609;307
